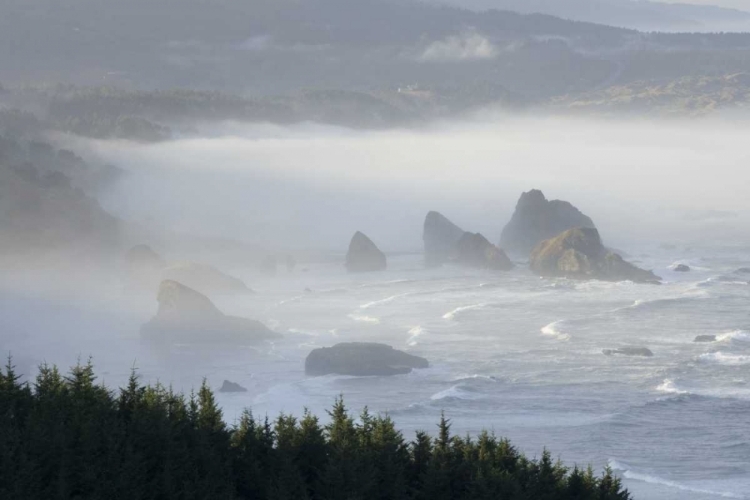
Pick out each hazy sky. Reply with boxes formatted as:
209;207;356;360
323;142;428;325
657;0;749;10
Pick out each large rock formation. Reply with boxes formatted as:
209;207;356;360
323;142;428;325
423;211;465;267
218;380;248;393
305;343;429;376
141;280;279;344
345;232;386;272
530;228;661;283
162;261;251;294
456;232;514;271
500;189;596;256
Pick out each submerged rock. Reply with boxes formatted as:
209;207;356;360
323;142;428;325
603;347;654;357
345;232;386;272
219;380;247;393
455;232;513;271
305;343;429;376
162;261;251;294
673;264;691;272
530;228;661;284
141;280;279;344
735;267;750;275
500;189;596;256
694;335;717;343
423;211;465;267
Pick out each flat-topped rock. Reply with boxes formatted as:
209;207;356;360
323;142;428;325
305;343;428;376
423;211;465;267
345;232;386;272
455;232;513;271
162;261;251;294
530;227;661;284
218;380;248;393
603;347;654;357
694;335;717;343
141;280;279;344
500;189;596;255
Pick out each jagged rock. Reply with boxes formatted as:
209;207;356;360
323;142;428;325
423;211;465;267
219;380;247;393
141;280;280;344
259;255;277;275
345;232;386;272
124;245;165;289
673;264;691;272
603;347;654;357
305;343;429;376
500;189;596;255
162;261;251;294
694;335;717;343
530;228;661;284
455;232;513;271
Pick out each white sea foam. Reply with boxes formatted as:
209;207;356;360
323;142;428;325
360;293;410;309
656;379;688;395
347;314;381;324
442;303;486;320
407;326;425;346
717;330;750;343
287;328;320;337
430;384;483;401
609;460;744;498
541;321;571;341
699;352;750;366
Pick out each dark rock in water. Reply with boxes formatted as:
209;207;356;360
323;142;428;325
530;228;661;284
125;244;165;288
694;335;717;343
735;267;750;275
219;380;247;393
603;347;654;357
423;211;465;267
500;189;596;256
162;261;251;294
259;255;277;275
304;287;313;293
455;232;513;271
141;280;280;344
673;264;691;272
345;232;386;272
305;343;429;376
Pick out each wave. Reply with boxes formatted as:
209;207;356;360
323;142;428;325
716;330;750;343
360;293;410;309
656;379;688;395
442;303;486;320
698;352;750;366
609;460;745;499
407;326;425;346
430;384;484;402
358;279;415;289
287;328;320;337
347;314;381;325
541;321;571;341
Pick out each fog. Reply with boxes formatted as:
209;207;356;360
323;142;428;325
77;115;750;254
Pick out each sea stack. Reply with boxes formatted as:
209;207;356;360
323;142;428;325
423;211;465;267
500;189;596;256
345;232;387;272
141;280;280;344
529;227;661;284
305;343;429;376
456;232;513;271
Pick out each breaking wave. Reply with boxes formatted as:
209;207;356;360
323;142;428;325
699;352;750;366
407;326;425;346
656;379;688;395
347;314;381;324
442;303;486;320
430;384;484;401
360;293;410;309
716;330;750;343
541;321;571;341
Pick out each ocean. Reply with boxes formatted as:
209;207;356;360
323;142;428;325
1;245;749;499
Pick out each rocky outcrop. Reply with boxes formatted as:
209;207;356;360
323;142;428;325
141;280;279;344
162;261;251;294
423;211;465;267
603;347;654;357
500;189;596;255
219;380;247;393
530;228;661;284
305;343;429;376
455;232;513;271
345;232;386;272
694;335;717;343
673;264;691;272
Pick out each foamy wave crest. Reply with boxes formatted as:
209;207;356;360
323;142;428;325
609;460;744;498
541;321;571;341
656;379;688;395
430;384;483;401
407;326;425;346
717;330;750;343
442;303;486;320
699;352;750;366
360;293;410;309
287;328;320;337
347;314;381;324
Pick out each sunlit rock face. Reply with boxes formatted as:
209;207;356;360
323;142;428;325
530;227;661;284
141;280;279;344
345;232;386;272
455;232;513;271
423;211;465;267
500;189;596;256
305;343;429;376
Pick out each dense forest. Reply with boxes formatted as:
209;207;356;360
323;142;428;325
0;359;631;500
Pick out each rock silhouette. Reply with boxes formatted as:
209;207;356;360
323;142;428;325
305;343;429;376
423;211;465;267
345;232;386;272
456;232;513;271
